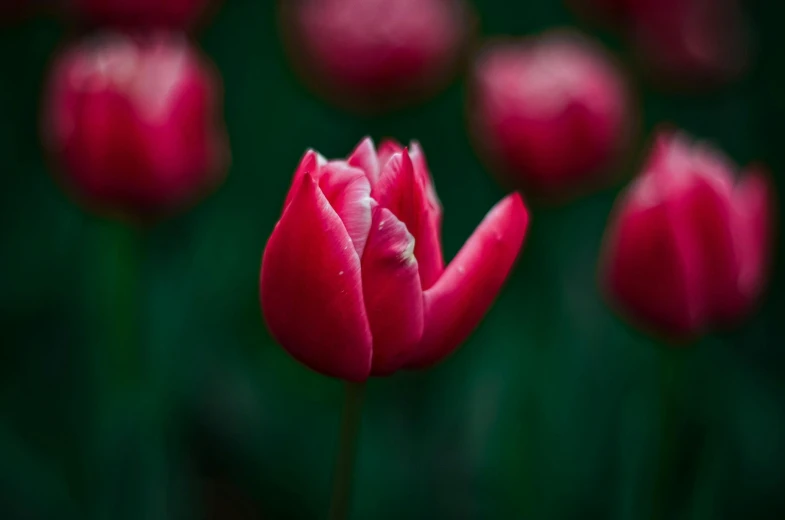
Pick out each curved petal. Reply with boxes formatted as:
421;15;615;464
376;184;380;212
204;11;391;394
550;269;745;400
377;139;404;171
373;150;445;289
320;161;373;257
676;175;738;324
348;137;380;188
408;193;529;369
728;169;775;319
361;207;425;375
284;149;323;209
409;141;445;289
260;174;372;381
602;186;704;338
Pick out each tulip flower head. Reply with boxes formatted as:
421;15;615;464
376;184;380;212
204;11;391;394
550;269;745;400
469;31;633;201
72;0;210;29
280;0;473;112
43;32;229;219
260;138;529;381
601;132;774;339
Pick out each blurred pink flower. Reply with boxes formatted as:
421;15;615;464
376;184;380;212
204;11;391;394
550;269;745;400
600;131;775;338
469;31;634;201
43;32;229;219
72;0;211;29
260;138;529;381
280;0;473;112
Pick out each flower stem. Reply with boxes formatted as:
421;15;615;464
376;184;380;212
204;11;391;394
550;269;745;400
651;349;687;520
328;381;366;520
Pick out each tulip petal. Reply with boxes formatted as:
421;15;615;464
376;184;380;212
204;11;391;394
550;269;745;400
261;174;372;381
361;207;425;375
731;169;774;316
409;141;445;288
677;175;739;324
284;149;323;209
377;139;404;170
319;162;373;257
348;137;380;187
408;193;529;369
602;182;704;337
373;150;445;289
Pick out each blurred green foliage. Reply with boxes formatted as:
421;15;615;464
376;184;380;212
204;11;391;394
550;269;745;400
1;0;784;518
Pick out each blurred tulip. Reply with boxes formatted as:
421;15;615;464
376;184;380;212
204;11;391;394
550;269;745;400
629;0;749;87
279;0;473;113
260;138;529;381
469;31;633;201
71;0;210;29
566;0;749;87
43;32;229;219
600;131;775;338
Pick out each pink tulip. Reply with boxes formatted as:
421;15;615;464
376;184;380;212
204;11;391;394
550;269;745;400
43;32;229;219
71;0;210;29
469;31;633;200
601;131;774;338
260;138;529;381
280;0;473;112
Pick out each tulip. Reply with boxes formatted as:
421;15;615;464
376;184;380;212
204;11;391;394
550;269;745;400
279;0;473;112
260;138;529;381
43;32;229;219
566;0;749;87
600;131;774;338
71;0;210;29
469;31;633;201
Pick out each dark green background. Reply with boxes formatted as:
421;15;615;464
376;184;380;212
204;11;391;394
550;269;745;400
1;0;784;518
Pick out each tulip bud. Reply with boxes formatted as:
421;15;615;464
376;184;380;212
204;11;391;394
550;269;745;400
600;131;775;339
260;138;529;381
279;0;473;113
469;31;634;201
628;0;749;88
43;32;229;219
566;0;749;88
71;0;211;29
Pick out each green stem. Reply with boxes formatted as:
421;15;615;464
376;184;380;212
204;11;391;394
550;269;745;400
328;382;366;520
651;350;687;520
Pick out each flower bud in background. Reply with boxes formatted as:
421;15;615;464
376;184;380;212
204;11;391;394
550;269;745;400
42;32;230;219
600;131;774;339
566;0;750;88
469;31;633;202
71;0;212;30
628;0;749;88
260;138;529;381
279;0;473;113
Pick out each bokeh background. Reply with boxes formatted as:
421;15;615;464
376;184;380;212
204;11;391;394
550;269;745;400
2;0;784;518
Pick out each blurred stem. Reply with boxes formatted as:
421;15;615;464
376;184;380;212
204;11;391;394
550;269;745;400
651;349;688;520
328;381;366;520
95;221;144;404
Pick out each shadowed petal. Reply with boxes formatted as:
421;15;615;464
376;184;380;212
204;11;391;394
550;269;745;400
362;207;425;375
409;141;444;288
261;174;372;381
408;193;529;368
377;139;404;170
602;183;704;337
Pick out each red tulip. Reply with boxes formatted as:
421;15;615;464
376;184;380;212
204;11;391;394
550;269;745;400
71;0;210;29
280;0;473;112
260;138;529;381
469;31;633;201
43;32;229;219
601;131;774;338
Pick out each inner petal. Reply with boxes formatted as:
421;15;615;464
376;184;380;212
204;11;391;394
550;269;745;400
319;161;373;257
